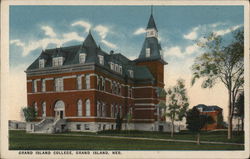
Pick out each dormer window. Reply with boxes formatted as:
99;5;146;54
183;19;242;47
115;64;118;72
119;65;122;74
110;62;114;70
146;48;150;57
128;70;134;78
79;53;86;64
39;59;45;68
98;55;104;65
53;57;64;67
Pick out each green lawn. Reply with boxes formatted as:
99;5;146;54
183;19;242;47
63;129;244;143
9;130;244;150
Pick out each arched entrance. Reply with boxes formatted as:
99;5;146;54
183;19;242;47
54;100;65;119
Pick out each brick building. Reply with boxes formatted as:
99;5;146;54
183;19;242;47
194;104;224;130
25;13;169;133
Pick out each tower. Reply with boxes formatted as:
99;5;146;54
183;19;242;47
135;11;167;88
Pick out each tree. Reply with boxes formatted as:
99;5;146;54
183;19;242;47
234;92;244;132
191;29;244;139
164;79;189;137
22;107;37;122
186;107;214;144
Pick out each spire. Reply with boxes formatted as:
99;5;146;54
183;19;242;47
83;31;98;48
146;10;158;31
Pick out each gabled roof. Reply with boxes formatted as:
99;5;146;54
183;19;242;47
147;14;158;31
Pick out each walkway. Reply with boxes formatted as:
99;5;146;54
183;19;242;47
57;133;244;146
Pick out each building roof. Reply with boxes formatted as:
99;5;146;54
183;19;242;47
194;104;223;112
26;32;155;83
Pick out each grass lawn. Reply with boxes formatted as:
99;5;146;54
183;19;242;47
62;129;244;143
9;130;244;150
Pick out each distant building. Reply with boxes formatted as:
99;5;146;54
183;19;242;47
25;11;170;133
9;120;26;130
194;104;224;130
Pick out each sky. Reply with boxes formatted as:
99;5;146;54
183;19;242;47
9;5;244;121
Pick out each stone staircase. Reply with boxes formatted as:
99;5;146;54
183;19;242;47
31;118;66;134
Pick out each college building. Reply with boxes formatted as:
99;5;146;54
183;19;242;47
25;12;170;133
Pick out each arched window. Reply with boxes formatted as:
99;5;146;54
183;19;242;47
77;99;82;116
86;75;90;89
42;102;46;117
85;99;90;116
115;105;118;117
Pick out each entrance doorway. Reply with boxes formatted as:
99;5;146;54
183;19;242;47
54;100;65;119
159;125;164;132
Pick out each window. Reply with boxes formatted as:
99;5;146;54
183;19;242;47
55;78;63;92
101;77;105;91
53;57;64;67
77;75;82;90
119;65;122;74
58;57;63;66
79;53;86;64
86;99;90;116
39;59;45;68
146;48;150;57
86;75;90;89
115;105;118;117
102;103;106;117
76;124;81;130
128;70;134;78
111;104;114;118
97;101;101;117
103;124;106;130
34;102;38;115
53;58;58;67
98;55;104;65
32;80;37;92
84;124;90;130
41;79;46;92
115;64;118;72
110;62;114;70
77;100;82;116
120;105;122;117
42;102;46;117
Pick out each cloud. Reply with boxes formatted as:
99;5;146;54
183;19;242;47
62;32;85;43
164;46;184;58
71;20;91;32
10;39;25;47
215;24;242;36
11;24;86;56
183;26;199;40
94;25;109;39
164;43;201;59
94;25;117;49
133;28;146;35
101;39;117;49
185;44;200;55
41;25;56;38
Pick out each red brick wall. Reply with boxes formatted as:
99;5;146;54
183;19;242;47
136;61;164;87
